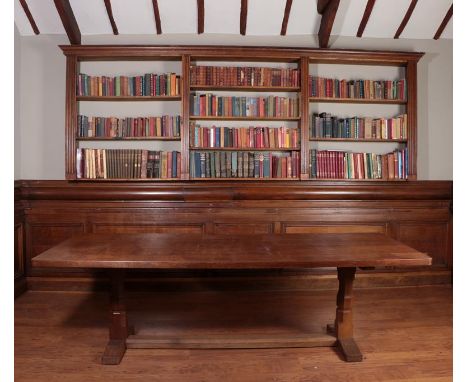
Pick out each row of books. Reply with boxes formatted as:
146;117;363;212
310;113;407;140
308;77;406;100
76;149;181;179
190;94;300;118
190;124;299;149
77;115;181;138
309;149;408;180
76;73;181;97
190;65;300;87
190;151;300;179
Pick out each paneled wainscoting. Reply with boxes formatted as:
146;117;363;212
15;180;452;294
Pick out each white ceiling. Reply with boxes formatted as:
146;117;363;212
14;0;453;39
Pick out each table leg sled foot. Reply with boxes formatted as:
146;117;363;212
102;340;127;365
337;338;363;362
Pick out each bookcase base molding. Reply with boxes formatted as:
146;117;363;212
15;180;452;294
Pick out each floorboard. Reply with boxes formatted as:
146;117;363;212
15;285;452;382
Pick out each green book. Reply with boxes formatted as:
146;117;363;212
115;76;120;96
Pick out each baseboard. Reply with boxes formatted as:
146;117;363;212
26;269;452;293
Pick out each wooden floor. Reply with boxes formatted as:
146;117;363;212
15;285;452;382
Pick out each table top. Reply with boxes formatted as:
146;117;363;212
31;233;432;269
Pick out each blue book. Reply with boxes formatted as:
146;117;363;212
194;126;199;147
195;152;201;178
172;151;177;178
263;153;270;178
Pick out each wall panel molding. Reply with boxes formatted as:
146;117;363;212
15;180;452;292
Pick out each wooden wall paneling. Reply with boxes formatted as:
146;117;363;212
25;222;86;276
91;223;204;234
213;223;274;234
15;184;27;297
18;179;451;202
17;180;452;290
283;224;386;234
396;222;450;266
14;222;27;297
65;54;78;180
14;223;25;279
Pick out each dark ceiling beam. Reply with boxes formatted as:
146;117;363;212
240;0;248;35
197;0;204;34
317;0;330;14
280;0;293;36
152;0;162;34
103;0;119;35
394;0;418;39
19;0;40;35
433;4;453;40
317;0;340;48
356;0;375;38
53;0;81;45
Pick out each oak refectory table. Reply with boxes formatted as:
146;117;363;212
31;233;432;365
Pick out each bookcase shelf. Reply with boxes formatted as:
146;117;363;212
189;116;301;121
311;178;407;182
75;178;182;182
61;45;422;182
309;97;406;105
309;138;407;143
190;85;300;92
76;96;182;101
190;147;300;151
77;137;180;141
190;177;300;181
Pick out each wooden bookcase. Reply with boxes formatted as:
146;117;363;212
61;46;422;181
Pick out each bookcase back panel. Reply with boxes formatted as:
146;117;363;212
191;61;298;69
308;103;405;119
79;61;182;77
78;100;182;118
77;140;181;152
309;64;405;81
309;141;407;155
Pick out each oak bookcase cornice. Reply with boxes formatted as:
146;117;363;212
60;45;424;65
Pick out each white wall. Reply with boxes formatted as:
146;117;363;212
14;25;21;179
15;33;452;180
